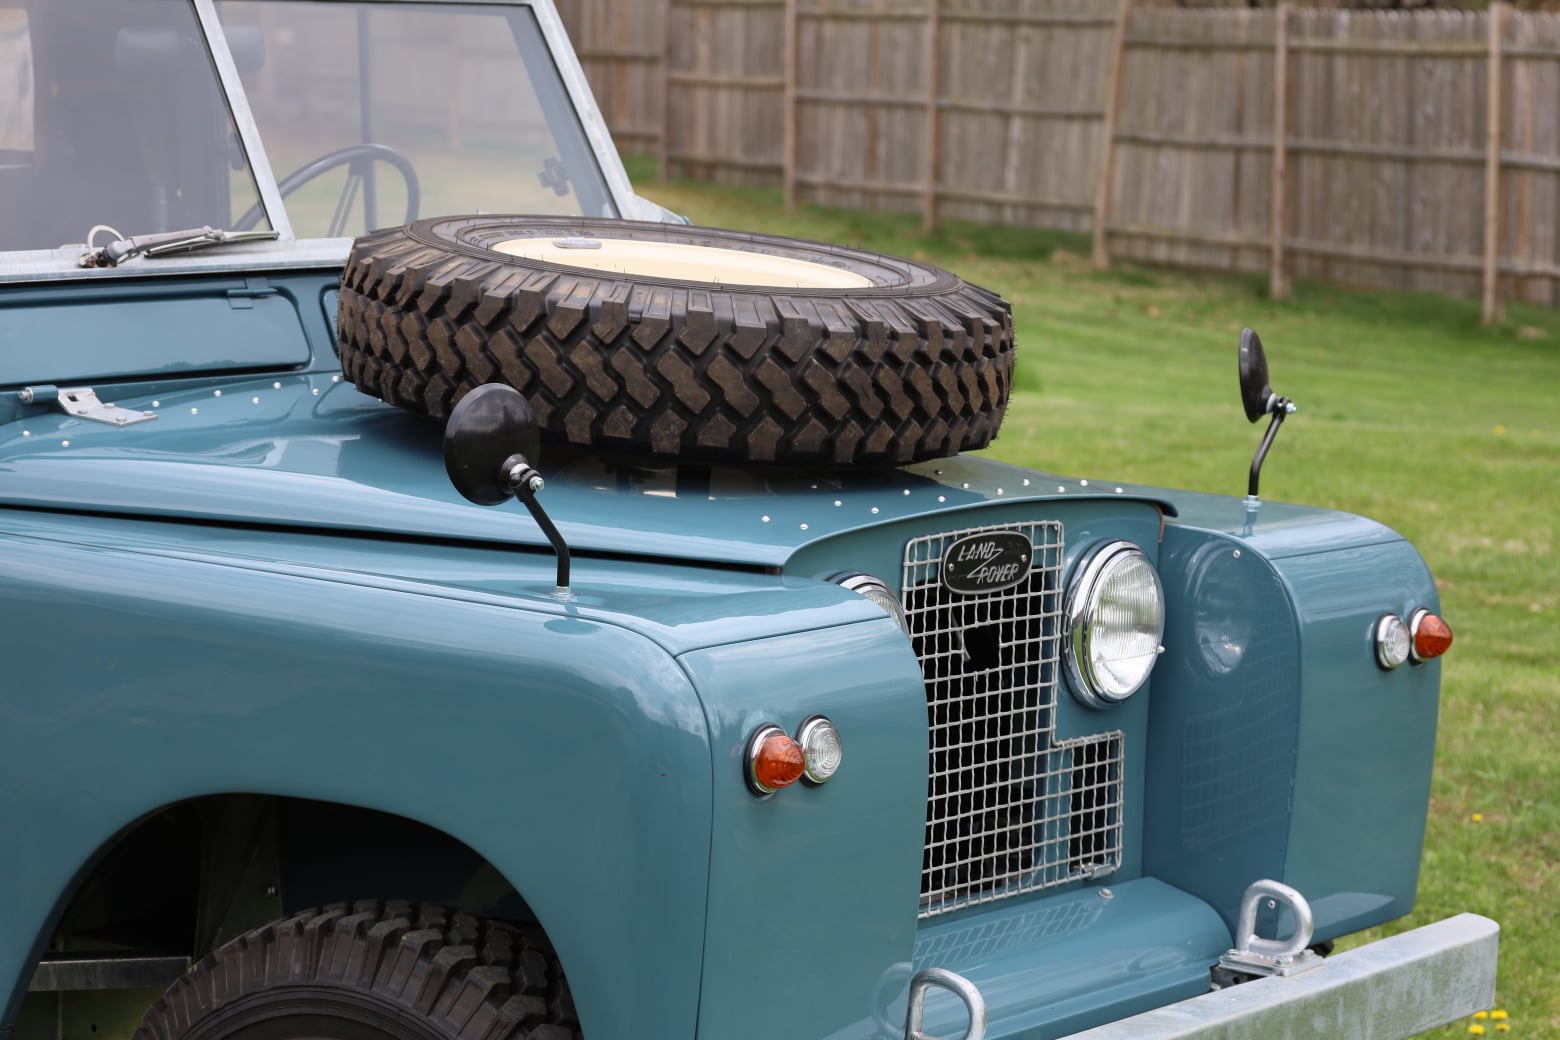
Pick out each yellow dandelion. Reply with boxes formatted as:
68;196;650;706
1492;1011;1509;1021
1494;425;1506;436
1496;1025;1510;1033
1474;1011;1489;1019
1470;1025;1486;1035
1472;813;1484;822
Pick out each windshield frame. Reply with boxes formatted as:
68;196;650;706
0;0;651;284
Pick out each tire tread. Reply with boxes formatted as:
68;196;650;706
133;902;577;1040
337;219;1015;467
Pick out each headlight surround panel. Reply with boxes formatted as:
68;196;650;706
1064;540;1166;708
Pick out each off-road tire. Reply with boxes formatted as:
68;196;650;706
133;901;580;1040
336;216;1015;466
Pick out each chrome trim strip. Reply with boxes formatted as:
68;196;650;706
1058;914;1499;1040
193;0;294;241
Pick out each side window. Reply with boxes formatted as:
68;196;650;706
0;1;269;254
0;8;30;152
0;6;34;247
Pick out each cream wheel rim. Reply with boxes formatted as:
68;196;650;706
492;236;875;289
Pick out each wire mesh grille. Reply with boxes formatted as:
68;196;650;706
904;522;1125;917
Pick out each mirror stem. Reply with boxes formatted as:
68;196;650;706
505;455;571;592
1247;397;1294;500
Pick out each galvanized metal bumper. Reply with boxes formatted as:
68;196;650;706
1058;913;1499;1040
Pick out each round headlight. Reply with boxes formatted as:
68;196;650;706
823;572;910;636
1064;541;1165;708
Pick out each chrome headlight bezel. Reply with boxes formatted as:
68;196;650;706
1063;540;1166;709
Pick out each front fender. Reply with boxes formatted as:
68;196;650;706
0;532;711;1040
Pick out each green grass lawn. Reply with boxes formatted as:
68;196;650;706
631;163;1560;1036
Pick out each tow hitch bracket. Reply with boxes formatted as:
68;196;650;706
1212;879;1326;988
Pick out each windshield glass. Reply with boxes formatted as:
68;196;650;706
215;1;616;238
0;0;269;253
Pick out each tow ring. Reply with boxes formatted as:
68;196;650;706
905;967;987;1040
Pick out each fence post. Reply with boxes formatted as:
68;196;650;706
1269;3;1291;299
1091;0;1131;270
1483;2;1509;325
921;1;942;232
783;0;799;208
657;0;673;180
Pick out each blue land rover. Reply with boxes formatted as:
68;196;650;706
0;3;1496;1040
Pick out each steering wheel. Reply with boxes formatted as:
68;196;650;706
235;143;421;235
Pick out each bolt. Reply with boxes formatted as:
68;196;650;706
527;475;545;493
1099;888;1114;900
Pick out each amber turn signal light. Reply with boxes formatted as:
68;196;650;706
1410;609;1453;663
746;725;807;796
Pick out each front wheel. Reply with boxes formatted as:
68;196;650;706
135;902;580;1040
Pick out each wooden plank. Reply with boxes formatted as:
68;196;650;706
936;187;1094;212
794;89;925;108
940;12;1117;30
657;0;673;178
793;8;924;23
1501;149;1560;173
1284;236;1483;273
939;100;1105;120
1093;0;1132;269
922;1;940;232
1485;4;1509;323
792;173;925;195
667;152;785;173
1114;131;1268;151
1123;37;1274;53
1106;224;1270;250
783;0;797;207
1266;3;1291;296
666;71;784;89
575;48;663;62
1288;37;1485;58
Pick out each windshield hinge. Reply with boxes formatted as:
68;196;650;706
17;386;157;427
226;278;278;309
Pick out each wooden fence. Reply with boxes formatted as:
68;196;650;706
557;1;1560;318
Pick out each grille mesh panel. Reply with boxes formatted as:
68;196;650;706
904;522;1125;917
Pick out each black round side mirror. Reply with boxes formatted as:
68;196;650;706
443;384;542;506
1238;328;1274;423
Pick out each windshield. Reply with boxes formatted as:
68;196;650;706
216;1;616;238
0;0;269;253
0;1;616;256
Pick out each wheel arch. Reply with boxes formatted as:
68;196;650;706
28;793;541;956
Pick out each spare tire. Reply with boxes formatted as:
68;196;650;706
337;216;1014;466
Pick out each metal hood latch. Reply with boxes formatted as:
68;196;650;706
17;385;157;427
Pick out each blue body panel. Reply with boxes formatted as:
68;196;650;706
0;526;716;1040
0;270;1448;1040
